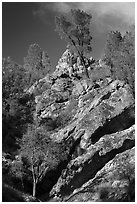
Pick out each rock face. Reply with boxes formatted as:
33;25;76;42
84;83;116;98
62;147;135;202
50;126;135;201
27;50;135;201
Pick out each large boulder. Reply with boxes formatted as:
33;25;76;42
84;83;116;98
62;147;135;202
50;125;135;200
49;79;134;142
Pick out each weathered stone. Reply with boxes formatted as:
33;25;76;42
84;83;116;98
53;49;75;78
50;125;134;199
24;50;135;201
63;147;135;202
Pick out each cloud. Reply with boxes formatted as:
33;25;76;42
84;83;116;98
34;2;135;34
33;2;73;15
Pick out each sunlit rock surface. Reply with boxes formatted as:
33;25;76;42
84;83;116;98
25;50;135;201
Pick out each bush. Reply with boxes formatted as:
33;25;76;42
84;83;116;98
103;27;135;97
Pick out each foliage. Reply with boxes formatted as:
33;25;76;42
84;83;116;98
2;57;35;152
2;12;135;201
24;44;51;87
2;57;26;98
55;9;92;78
18;124;68;197
103;27;135;96
10;157;25;189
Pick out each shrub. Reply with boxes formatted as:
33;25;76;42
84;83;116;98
103;27;135;97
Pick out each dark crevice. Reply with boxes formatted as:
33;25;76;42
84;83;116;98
38;131;85;200
67;126;76;137
75;75;82;80
91;107;135;144
93;83;100;89
68;136;83;159
59;139;135;197
37;160;69;200
60;73;70;78
101;91;111;100
55;98;68;104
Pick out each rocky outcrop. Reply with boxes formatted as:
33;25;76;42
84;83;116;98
50;126;135;201
25;49;135;201
53;49;90;79
62;146;135;202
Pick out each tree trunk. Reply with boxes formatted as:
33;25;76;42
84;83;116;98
66;33;90;79
80;55;90;78
33;181;37;197
20;175;24;190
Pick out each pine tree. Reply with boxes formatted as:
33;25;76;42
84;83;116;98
2;57;31;152
24;44;51;87
55;9;92;78
103;28;135;96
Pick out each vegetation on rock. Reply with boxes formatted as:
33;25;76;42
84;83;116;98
103;26;135;96
24;44;51;87
2;8;135;202
55;9;92;78
2;57;35;152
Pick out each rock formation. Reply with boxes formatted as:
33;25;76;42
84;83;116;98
26;49;135;201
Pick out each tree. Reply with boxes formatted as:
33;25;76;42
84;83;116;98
102;31;123;78
55;9;92;78
24;44;51;87
102;27;135;97
120;27;135;95
19;125;67;197
2;57;26;100
10;156;25;190
2;57;33;152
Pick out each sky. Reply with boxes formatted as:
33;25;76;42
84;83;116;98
2;2;135;69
